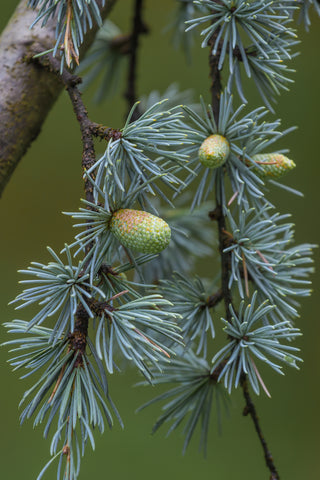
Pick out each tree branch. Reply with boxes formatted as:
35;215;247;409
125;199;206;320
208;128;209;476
208;28;233;321
0;0;118;199
207;7;280;477
33;53;123;361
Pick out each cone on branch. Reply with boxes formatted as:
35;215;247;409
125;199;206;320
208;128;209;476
249;153;296;178
110;209;171;254
198;134;230;169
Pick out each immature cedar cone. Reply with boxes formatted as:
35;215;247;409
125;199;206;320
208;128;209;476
250;153;296;178
110;209;171;253
198;134;230;169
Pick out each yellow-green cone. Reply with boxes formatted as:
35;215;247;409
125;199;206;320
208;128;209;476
250;153;296;178
198;134;230;169
109;209;171;254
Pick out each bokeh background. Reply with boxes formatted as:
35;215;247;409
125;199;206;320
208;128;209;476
0;1;319;479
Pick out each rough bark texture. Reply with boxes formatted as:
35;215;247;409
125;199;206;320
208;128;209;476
0;0;118;198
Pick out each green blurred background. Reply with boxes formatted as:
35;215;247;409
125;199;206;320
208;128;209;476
0;2;319;479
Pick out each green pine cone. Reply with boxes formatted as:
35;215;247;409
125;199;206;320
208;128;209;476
198;134;230;169
109;209;171;253
250;153;296;178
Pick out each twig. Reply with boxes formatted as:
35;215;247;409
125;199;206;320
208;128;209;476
241;375;280;479
214;197;233;323
125;0;149;120
208;30;223;124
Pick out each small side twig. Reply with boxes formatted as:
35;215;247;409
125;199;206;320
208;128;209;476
206;288;223;309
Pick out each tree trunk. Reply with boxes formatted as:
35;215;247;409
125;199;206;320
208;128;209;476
0;0;118;198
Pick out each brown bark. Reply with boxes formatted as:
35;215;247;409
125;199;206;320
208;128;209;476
0;0;118;198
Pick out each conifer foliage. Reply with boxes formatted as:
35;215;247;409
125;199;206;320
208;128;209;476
3;1;318;479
